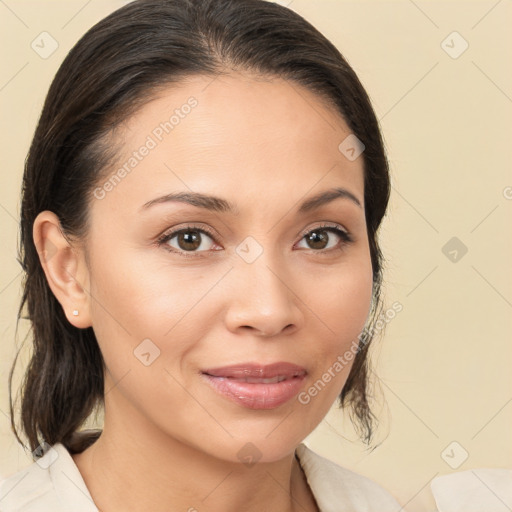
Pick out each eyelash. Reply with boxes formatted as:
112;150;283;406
156;223;354;259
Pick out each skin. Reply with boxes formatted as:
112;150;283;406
33;71;373;512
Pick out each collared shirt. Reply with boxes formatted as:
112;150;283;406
0;442;401;511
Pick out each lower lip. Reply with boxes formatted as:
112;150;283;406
201;373;306;409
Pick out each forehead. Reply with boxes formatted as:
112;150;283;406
92;72;365;218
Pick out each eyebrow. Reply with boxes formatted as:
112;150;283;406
140;187;362;214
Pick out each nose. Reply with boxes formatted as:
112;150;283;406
223;256;304;337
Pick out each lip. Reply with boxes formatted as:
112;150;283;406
201;362;307;410
202;362;307;379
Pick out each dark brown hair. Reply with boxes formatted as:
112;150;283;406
10;0;390;457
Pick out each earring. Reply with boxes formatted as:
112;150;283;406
72;309;79;316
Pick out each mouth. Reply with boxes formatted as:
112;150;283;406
211;375;298;384
201;361;307;379
200;362;307;409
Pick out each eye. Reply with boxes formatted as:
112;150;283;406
296;224;353;253
156;222;354;258
157;225;219;257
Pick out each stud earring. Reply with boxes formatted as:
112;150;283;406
72;309;79;316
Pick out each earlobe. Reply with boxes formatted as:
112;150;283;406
32;210;92;329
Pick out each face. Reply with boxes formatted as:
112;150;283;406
80;72;373;462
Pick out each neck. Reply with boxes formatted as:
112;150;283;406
72;408;318;512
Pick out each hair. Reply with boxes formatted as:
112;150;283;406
9;0;390;457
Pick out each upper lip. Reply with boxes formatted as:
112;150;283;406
202;362;307;379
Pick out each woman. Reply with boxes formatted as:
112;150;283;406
2;0;400;510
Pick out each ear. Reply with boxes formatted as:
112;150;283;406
32;210;92;329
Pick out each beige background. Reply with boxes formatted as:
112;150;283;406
1;1;511;510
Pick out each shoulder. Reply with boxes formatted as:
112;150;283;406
0;443;97;512
295;443;401;512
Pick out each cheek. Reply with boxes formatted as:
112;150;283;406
313;256;374;343
332;269;373;339
86;250;202;427
88;238;189;334
86;239;224;386
86;243;185;371
301;255;373;389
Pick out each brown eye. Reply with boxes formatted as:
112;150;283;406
305;229;329;250
158;227;217;255
296;225;353;252
175;230;203;251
